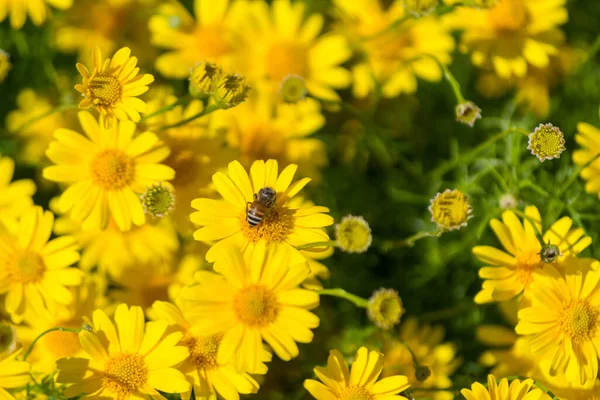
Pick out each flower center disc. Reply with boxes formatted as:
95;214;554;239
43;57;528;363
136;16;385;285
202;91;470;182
103;353;148;396
90;149;135;190
233;285;279;327
10;251;45;283
265;42;308;82
241;206;294;243
340;386;373;400
560;300;598;342
183;333;222;370
88;73;122;106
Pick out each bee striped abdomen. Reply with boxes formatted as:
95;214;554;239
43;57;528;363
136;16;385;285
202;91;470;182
247;207;265;227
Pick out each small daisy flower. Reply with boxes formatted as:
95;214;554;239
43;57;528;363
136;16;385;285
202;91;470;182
0;50;11;83
140;182;176;219
56;304;190;399
335;215;373;254
280;75;307;103
461;375;551;400
455;101;482;127
429;189;472;231
0;350;30;399
189;61;223;97
527;123;566;162
304;346;411;400
367;288;405;330
75;47;154;128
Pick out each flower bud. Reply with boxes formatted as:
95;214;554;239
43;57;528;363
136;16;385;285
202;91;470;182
527;123;566;162
189;61;223;97
367;288;405;330
213;73;250;109
335;215;372;254
455;101;482;127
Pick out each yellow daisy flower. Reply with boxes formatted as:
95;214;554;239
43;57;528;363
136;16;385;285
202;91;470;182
235;0;352;101
75;47;154;128
149;0;246;78
211;92;327;180
383;317;461;400
304;346;411;400
445;0;568;79
6;89;71;166
0;155;36;227
335;0;455;98
472;205;591;304
56;304;190;399
516;259;600;385
0;0;72;29
191;159;333;262
573;122;600;199
0;206;83;323
180;242;319;372
461;375;551;400
151;300;270;400
0;350;30;400
43;111;175;231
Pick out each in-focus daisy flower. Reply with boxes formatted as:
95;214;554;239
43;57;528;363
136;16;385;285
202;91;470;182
0;350;30;399
0;49;11;82
190;159;333;262
334;0;454;98
304;346;411;400
527;123;566;162
43;111;174;231
472;205;591;303
236;0;352;101
0;206;83;323
180;243;319;372
0;155;36;227
140;182;176;219
6;89;70;165
149;0;247;78
573;122;600;199
367;288;405;330
56;304;190;399
213;94;326;180
383;317;461;399
445;0;568;79
335;215;372;254
75;47;154;128
516;259;600;385
151;300;269;400
0;0;72;29
455;101;482;127
429;189;472;231
460;375;551;400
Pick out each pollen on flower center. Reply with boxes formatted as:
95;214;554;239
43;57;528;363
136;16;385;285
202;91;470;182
182;333;223;370
560;300;598;342
241;206;294;243
265;42;308;82
88;73;122;106
9;251;45;283
515;250;543;286
339;386;373;400
90;149;135;190
233;285;279;327
103;353;148;396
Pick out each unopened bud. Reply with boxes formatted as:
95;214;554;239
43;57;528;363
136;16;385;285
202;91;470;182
456;101;482;127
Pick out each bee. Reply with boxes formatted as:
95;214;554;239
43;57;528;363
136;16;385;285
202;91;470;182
246;187;277;227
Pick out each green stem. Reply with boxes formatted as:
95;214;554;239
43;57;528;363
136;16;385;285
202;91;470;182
421;54;465;104
139;95;192;123
361;15;412;41
12;104;78;134
295;240;338;251
381;230;441;251
22;327;81;362
317;288;369;308
157;103;221;131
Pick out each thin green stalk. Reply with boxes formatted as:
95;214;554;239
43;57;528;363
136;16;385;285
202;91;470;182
317;288;369;308
139;95;192;123
381;230;441;250
157;103;221;131
295;240;338;251
12;104;78;134
22;327;81;362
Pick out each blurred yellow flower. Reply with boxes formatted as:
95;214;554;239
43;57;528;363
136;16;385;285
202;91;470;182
190;159;333;262
0;0;72;29
6;89;70;165
181;243;319;372
335;0;454;98
516;259;600;385
56;304;190;398
75;47;154;128
0;350;30;400
445;0;568;79
573;122;600;199
367;288;404;330
0;155;36;227
472;205;591;303
151;300;269;400
0;49;11;82
304;346;411;400
0;206;83;323
461;375;551;400
43;111;174;231
383;317;461;400
429;189;472;231
236;0;352;101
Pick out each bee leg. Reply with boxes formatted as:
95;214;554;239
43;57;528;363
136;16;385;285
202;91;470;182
246;202;251;214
